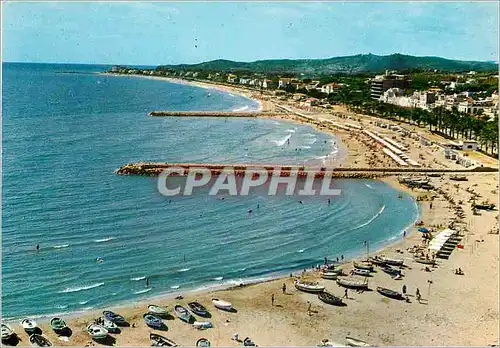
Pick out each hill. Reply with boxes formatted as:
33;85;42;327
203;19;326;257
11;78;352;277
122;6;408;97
157;53;497;75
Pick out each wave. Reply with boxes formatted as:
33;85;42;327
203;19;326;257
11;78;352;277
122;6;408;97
78;300;90;305
55;305;68;309
228;93;235;97
232;105;249;112
178;268;191;272
130;276;146;281
285;129;296;133
271;134;292;147
352;205;386;231
93;237;115;243
297;249;305;253
304;133;316;137
303;137;317;145
170;285;180;289
53;244;69;249
134;288;152;294
212;276;224;281
365;183;374;189
298;146;311;149
59;282;105;293
314;156;327;160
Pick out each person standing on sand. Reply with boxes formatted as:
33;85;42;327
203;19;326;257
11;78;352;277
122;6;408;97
271;294;274;306
402;284;407;295
343;288;348;299
416;288;421;302
341;255;344;261
282;283;286;294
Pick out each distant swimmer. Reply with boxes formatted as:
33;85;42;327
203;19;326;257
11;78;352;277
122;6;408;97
36;244;40;252
287;139;290;145
299;200;303;204
146;277;150;288
248;209;253;214
96;257;104;263
327;198;331;206
257;204;260;209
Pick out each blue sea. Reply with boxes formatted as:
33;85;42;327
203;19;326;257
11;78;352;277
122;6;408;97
1;63;419;320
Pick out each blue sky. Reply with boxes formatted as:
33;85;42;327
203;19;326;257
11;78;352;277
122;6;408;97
2;2;498;65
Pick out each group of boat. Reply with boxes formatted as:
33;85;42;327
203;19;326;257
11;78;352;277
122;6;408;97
2;320;53;347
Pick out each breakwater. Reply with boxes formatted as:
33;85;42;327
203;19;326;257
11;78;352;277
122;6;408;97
148;111;285;117
115;162;497;178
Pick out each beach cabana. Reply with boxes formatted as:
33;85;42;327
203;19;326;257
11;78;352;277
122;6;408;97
428;229;456;251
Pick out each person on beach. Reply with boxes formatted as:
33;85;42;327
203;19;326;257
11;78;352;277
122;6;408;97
336;257;339;263
307;302;312;315
341;255;344;261
343;289;348;299
324;257;328;265
271;294;274;306
403;230;406;238
282;283;286;294
416;288;421;302
146;277;150;288
402;284;407;295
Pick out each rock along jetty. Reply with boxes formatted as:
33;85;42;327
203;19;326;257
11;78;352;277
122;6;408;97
148;111;284;117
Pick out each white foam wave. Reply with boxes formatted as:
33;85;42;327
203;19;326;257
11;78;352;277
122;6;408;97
353;205;385;230
134;288;152;294
365;183;374;189
79;300;90;305
94;237;115;243
285;129;296;133
131;276;146;281
212;276;224;281
228;93;235;97
297;249;305;253
304;133;316;137
178;268;191;272
303;137;317;145
53;244;69;249
272;134;292;146
59;282;105;293
232;105;249;112
55;305;68;309
170;285;180;289
315;156;327;160
299;146;312;149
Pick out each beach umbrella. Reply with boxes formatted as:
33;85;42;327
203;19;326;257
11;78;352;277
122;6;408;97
418;227;429;233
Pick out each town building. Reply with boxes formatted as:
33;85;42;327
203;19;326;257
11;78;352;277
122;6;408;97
371;71;412;99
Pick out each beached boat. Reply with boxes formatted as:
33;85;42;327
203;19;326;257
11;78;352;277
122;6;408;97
29;334;52;347
413;257;436;265
21;318;38;333
50;317;67;332
102;310;126;324
143;313;164;329
196;338;211;347
148;304;169;317
174;305;194;323
377;286;404;300
188;301;210;317
473;202;496;210
1;324;14;340
96;317;118;333
193;321;213;330
381;266;402;277
87;323;108;340
352;268;371;276
150;333;178;347
368;256;387;266
320;271;338;280
294;280;325;293
212;298;233;311
318;292;344;306
243;337;257;346
450;175;468;181
353;262;373;271
336;277;368;290
380;257;404;266
346;336;371;347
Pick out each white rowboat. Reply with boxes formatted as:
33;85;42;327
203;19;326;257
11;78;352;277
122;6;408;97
21;318;38;332
294;280;325;293
87;323;108;340
212;298;232;311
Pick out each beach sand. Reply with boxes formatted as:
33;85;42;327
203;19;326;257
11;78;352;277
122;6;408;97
10;76;498;347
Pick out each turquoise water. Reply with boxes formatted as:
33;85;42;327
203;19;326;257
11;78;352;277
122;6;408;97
1;63;419;319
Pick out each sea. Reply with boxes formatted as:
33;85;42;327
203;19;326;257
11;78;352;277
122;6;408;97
1;63;419;320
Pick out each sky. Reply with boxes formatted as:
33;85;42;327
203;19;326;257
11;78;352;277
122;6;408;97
2;1;499;65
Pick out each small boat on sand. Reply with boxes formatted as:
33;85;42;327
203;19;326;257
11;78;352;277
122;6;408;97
196;338;211;347
243;337;256;346
188;301;210;317
336;277;368;290
143;313;164;329
368;256;387;266
414;257;436;265
96;317;119;333
29;334;52;347
87;323;108;340
352;268;371;276
193;321;213;330
318;292;344;306
150;333;178;347
380;257;404;266
377;286;404;300
103;310;126;324
212;298;233;311
174;305;194;323
381;266;402;277
320;271;338;280
294;280;325;293
148;304;169;317
21;318;38;333
1;324;14;340
346;336;371;347
50;317;67;332
353;262;373;271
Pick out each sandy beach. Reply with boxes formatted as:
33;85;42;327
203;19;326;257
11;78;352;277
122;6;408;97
7;76;498;347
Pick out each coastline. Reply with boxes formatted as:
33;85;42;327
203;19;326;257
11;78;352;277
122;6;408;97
7;74;497;346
